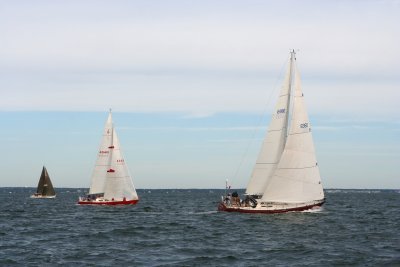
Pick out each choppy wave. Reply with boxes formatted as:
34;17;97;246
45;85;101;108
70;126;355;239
0;188;399;266
301;206;325;213
325;189;384;194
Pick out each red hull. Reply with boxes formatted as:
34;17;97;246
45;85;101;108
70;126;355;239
78;199;139;206
218;200;324;214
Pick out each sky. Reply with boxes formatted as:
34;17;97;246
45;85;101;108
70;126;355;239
0;0;399;189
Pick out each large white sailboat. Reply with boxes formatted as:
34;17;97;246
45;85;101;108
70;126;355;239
218;51;325;213
78;110;139;205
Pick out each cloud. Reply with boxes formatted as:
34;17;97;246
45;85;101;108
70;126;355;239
118;126;265;132
313;126;342;131
0;0;399;118
1;1;399;72
182;112;216;119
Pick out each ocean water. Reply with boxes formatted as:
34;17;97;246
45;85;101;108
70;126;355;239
0;188;399;266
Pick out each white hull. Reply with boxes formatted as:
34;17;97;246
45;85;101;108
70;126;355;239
30;194;56;199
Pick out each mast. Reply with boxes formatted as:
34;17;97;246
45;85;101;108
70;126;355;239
286;49;295;137
107;117;115;173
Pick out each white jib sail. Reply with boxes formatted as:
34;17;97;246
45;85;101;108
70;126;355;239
245;55;293;196
103;128;138;201
88;112;113;195
261;61;324;203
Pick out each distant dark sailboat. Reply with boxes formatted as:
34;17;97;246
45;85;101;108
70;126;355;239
31;166;56;198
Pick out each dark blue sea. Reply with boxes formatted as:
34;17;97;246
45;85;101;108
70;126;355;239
1;188;399;266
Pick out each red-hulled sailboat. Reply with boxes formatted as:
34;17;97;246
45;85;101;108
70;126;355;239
218;51;325;214
78;110;139;205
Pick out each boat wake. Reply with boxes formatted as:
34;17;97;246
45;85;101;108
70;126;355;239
301;206;324;213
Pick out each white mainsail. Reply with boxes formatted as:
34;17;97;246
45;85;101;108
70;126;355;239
88;112;113;195
245;53;293;196
103;128;138;201
260;57;324;203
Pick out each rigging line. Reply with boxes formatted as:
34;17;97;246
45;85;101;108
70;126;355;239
229;55;290;188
